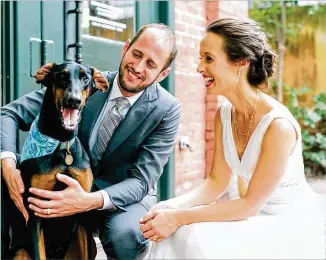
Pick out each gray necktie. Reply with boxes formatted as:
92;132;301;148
93;97;129;165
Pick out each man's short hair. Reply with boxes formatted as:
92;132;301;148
128;23;178;71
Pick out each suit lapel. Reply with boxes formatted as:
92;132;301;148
102;83;158;159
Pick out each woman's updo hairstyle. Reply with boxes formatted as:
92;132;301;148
207;18;276;88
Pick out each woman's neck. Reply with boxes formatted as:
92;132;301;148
224;83;259;121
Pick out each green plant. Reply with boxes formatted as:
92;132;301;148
250;1;326;103
285;86;326;176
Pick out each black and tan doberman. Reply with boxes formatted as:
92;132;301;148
17;61;109;260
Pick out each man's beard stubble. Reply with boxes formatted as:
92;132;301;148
118;63;158;94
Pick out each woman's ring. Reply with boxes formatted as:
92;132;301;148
47;208;51;215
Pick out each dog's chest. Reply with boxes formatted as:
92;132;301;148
20;144;90;187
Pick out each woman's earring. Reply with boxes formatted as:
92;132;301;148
236;68;242;82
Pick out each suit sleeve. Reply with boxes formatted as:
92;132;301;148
103;100;181;209
1;89;45;154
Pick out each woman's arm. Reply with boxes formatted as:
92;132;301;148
177;118;297;224
155;107;232;210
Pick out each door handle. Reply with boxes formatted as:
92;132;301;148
42;40;55;65
29;38;55;77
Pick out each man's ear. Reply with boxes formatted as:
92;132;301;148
91;67;109;92
121;39;131;57
156;67;171;83
34;62;56;85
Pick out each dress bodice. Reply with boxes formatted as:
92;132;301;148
220;102;310;215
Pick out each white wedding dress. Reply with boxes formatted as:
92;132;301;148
148;102;325;259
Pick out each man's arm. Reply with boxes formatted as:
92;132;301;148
1;88;45;155
1;89;45;220
104;100;182;209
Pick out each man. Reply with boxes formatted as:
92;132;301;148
1;23;181;259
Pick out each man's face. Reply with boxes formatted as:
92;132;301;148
118;28;171;95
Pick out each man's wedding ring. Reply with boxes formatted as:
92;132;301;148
47;208;51;215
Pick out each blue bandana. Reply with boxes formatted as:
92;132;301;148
21;115;60;163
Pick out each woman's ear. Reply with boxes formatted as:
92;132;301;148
237;60;250;67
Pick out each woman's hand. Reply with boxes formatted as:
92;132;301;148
140;209;183;242
139;199;179;226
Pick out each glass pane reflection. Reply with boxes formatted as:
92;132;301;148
82;1;135;42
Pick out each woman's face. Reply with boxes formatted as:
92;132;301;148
197;32;238;95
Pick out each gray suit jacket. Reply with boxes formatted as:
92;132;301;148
1;71;181;212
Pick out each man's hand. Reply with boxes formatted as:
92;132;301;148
28;173;103;218
1;158;29;223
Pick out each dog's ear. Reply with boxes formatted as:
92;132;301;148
34;62;56;85
91;67;109;92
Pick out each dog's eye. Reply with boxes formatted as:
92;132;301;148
57;74;67;81
82;75;89;82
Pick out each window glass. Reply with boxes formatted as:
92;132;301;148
82;1;135;42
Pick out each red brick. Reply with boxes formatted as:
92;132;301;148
175;0;220;198
175;21;186;32
205;168;211;178
207;155;214;165
205;0;219;26
206;102;218;111
206;140;215;150
205;110;216;121
206;120;214;131
206;131;214;141
206;94;218;102
206;149;214;161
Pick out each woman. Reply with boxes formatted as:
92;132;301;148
140;18;325;259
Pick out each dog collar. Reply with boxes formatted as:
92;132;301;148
58;137;76;150
21;115;77;163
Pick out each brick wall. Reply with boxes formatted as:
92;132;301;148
174;1;248;196
205;0;220;178
174;1;207;196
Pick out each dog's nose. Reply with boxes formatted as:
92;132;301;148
65;94;82;107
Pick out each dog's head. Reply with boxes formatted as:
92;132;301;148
34;61;109;131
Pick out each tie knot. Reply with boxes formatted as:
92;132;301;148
115;97;129;108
